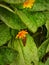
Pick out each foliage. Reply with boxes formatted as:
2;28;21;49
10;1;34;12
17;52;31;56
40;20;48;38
0;0;49;65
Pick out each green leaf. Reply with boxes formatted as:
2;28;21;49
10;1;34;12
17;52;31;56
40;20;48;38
0;47;18;65
30;0;49;11
38;38;49;60
2;0;25;4
16;10;46;33
31;3;47;11
45;58;49;65
0;7;26;30
0;23;11;46
8;35;38;65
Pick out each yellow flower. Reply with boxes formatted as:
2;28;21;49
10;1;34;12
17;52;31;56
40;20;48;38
16;30;28;39
23;0;35;8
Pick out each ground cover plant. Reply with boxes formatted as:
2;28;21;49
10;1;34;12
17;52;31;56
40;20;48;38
0;0;49;65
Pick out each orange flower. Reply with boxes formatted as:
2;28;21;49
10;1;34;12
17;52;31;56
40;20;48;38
16;30;28;39
23;0;35;8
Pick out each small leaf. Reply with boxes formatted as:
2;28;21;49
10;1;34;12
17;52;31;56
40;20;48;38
38;38;49;60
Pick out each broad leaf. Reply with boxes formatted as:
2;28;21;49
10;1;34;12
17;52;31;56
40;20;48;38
38;38;49;60
0;23;11;46
16;10;46;33
0;47;18;65
8;35;38;65
0;7;26;30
